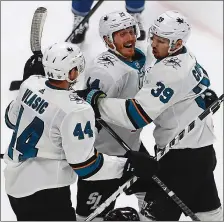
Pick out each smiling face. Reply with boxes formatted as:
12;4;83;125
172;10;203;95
105;27;136;61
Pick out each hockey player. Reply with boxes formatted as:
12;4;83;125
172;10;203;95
3;42;159;221
76;11;223;221
71;0;146;43
75;11;148;220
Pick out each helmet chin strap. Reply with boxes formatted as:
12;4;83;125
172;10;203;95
105;42;126;58
168;45;183;55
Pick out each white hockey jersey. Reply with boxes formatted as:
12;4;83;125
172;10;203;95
4;75;126;198
98;47;216;150
84;49;146;155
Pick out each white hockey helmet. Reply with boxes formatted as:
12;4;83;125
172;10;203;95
149;10;191;53
99;11;140;46
42;42;85;83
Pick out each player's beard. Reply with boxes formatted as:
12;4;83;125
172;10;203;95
119;45;135;61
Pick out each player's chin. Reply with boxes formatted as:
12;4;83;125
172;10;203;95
152;51;161;59
122;48;135;58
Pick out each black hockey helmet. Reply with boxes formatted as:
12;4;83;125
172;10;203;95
103;207;140;221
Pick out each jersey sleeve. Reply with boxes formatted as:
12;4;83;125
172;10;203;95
98;64;187;130
4;81;29;130
5;75;47;130
60;105;126;180
5;99;20;130
85;66;120;97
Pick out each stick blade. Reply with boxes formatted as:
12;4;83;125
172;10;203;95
30;7;47;53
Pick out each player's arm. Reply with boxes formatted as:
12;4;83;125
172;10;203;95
84;66;120;97
60;105;126;180
4;79;30;129
96;66;185;130
5;76;44;129
5;100;20;130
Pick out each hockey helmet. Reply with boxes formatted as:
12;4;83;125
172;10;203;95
99;11;140;45
103;207;140;221
149;10;191;53
42;42;85;83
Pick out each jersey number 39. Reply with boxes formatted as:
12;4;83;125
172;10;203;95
151;82;174;103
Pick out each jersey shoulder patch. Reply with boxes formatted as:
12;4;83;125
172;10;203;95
95;51;119;69
60;91;92;114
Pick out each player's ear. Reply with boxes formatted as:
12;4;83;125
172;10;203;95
69;67;79;81
175;39;183;49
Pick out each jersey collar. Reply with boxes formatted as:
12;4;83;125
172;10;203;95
45;80;67;90
155;46;188;64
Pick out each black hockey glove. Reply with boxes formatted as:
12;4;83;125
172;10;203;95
204;89;220;114
124;178;153;195
23;52;45;81
124;143;155;195
75;89;107;118
123;150;159;180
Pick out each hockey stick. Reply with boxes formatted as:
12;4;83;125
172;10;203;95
9;7;47;91
65;0;104;42
156;93;224;160
4;2;104;154
85;95;223;221
92;121;200;221
9;0;104;91
85;175;138;221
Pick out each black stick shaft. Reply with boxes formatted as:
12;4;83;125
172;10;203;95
65;0;104;42
97;119;200;220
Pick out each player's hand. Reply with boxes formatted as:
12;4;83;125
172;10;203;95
124;178;153;195
75;88;90;100
23;52;45;81
203;89;220;114
123;150;159;180
75;89;107;118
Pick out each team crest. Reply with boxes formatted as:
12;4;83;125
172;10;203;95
97;54;118;68
69;93;84;104
163;57;181;69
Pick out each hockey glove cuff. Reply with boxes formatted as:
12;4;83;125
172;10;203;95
75;89;106;118
86;89;106;118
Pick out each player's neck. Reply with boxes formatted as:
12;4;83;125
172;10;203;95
48;80;69;90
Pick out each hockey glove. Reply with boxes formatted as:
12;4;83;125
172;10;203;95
75;89;107;118
204;89;220;114
123;150;159;180
124;178;153;195
23;52;45;81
